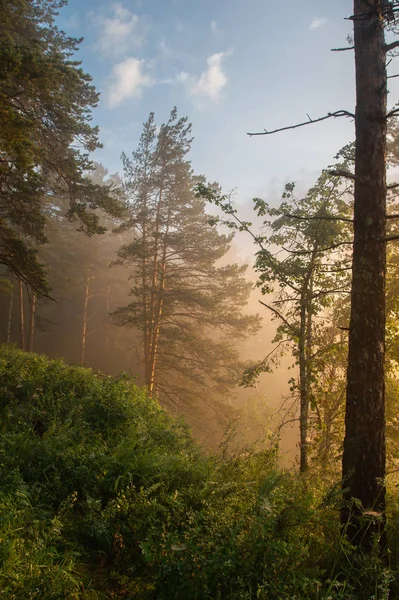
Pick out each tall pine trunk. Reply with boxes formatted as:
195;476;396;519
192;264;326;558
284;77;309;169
341;0;387;547
19;278;25;351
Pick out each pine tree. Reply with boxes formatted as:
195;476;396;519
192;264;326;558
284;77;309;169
113;109;260;421
0;0;123;295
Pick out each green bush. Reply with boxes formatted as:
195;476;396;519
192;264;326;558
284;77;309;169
0;345;397;599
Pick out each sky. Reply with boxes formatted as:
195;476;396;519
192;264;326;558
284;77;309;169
56;0;399;205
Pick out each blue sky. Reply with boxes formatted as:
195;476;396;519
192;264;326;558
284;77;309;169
57;0;399;204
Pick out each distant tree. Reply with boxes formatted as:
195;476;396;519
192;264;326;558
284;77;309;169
112;110;260;422
0;0;123;295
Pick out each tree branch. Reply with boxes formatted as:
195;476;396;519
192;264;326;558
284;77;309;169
383;234;399;242
385;40;399;53
247;110;355;137
258;300;294;331
281;212;353;223
328;169;356;181
331;46;354;52
282;240;353;255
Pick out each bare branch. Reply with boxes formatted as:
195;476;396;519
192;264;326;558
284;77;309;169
331;46;354;52
387;183;399;190
386;107;399;118
282;240;354;255
388;74;399;79
385;40;399;53
328;169;356;181
281;212;353;224
258;300;294;331
247;110;355;137
383;234;399;242
387;213;399;219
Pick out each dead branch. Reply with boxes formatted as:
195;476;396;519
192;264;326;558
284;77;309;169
281;212;353;224
328;169;356;181
383;234;399;242
247;110;355;137
258;300;294;331
282;240;354;255
331;46;355;52
387;213;399;219
387;183;399;190
385;40;399;53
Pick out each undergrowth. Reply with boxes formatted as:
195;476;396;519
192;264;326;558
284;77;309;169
0;345;397;599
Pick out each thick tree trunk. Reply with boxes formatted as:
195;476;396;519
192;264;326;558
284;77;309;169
341;0;387;547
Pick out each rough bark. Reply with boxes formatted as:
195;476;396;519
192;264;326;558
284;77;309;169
341;0;387;547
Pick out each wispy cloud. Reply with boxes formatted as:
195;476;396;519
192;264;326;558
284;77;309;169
90;3;146;57
309;17;328;29
210;20;219;34
180;51;231;107
106;57;153;108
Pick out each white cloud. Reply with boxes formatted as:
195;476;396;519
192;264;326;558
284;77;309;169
91;3;145;57
182;51;231;106
106;58;152;108
309;17;328;29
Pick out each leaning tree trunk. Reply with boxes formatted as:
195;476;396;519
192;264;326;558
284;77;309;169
341;0;387;548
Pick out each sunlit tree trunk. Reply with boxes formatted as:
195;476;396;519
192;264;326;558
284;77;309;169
81;275;91;365
342;0;387;548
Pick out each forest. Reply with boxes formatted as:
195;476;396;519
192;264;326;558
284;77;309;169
1;0;399;598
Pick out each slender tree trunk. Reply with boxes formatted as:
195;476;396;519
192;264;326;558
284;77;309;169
298;250;316;472
105;278;111;361
81;275;91;366
148;204;171;397
29;294;36;352
298;297;309;472
342;0;387;548
19;278;25;351
147;178;165;395
6;283;14;343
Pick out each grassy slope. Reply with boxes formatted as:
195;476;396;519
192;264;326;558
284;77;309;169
0;346;394;599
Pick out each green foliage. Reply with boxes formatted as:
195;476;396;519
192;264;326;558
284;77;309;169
0;0;124;295
0;346;398;598
113;110;260;423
